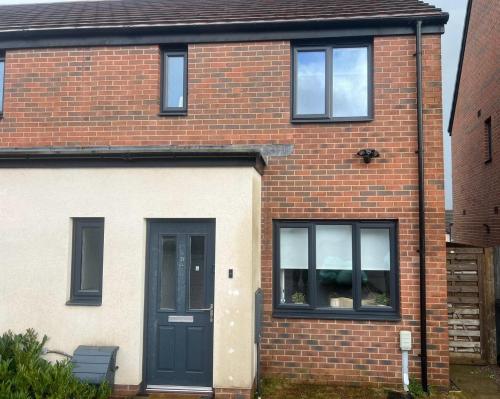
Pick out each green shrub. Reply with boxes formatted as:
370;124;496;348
0;329;111;399
408;377;427;398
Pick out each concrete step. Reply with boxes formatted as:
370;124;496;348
113;393;211;399
136;393;212;399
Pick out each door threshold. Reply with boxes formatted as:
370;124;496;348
147;385;213;393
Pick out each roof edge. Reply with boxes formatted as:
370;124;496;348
0;145;276;173
448;0;472;135
0;12;449;35
0;14;448;50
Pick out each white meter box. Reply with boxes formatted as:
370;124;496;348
400;330;412;351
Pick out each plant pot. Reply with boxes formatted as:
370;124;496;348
330;297;340;307
330;297;352;308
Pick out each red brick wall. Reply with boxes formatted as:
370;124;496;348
214;388;253;399
452;0;500;247
0;36;447;388
260;35;447;388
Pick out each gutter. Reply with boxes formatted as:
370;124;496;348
0;145;270;173
0;144;295;174
415;20;429;393
0;13;448;50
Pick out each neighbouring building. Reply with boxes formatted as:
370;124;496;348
449;0;500;364
0;0;449;397
449;0;500;247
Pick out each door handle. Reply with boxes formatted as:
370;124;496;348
198;304;214;323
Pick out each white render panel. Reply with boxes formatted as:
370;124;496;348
0;167;261;389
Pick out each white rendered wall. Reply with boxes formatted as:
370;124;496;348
0;167;261;389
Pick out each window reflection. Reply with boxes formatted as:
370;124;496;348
332;47;368;117
189;236;206;309
164;55;185;109
160;236;177;309
296;51;326;115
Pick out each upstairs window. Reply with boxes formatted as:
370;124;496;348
273;220;399;320
292;43;373;122
161;49;187;115
485;117;492;163
68;218;104;305
0;52;4;115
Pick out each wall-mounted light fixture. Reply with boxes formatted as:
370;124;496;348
356;149;380;164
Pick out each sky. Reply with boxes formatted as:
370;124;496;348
0;0;468;209
432;0;468;209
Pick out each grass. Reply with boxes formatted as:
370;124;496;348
258;377;462;399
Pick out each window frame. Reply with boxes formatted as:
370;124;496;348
273;220;399;320
0;51;5;117
160;48;188;116
291;41;374;123
485;117;492;164
68;218;105;306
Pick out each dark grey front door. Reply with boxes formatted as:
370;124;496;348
145;220;215;388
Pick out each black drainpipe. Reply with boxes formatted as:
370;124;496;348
415;20;428;393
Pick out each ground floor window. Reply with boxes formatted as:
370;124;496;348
273;220;399;320
68;218;104;305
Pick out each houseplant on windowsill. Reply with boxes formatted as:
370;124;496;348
374;293;390;306
362;291;390;307
291;291;306;304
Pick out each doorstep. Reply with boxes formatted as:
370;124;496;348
116;394;211;399
112;392;212;399
143;394;211;399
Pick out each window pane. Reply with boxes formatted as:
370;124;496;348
332;47;368;117
0;60;4;113
316;225;353;308
360;228;391;307
280;228;308;304
485;117;492;162
189;236;205;310
296;51;326;115
165;55;185;108
80;227;102;291
160;236;177;309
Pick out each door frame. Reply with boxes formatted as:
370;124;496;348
142;218;216;392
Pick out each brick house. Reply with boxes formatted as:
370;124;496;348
449;0;500;247
0;0;449;397
449;0;499;365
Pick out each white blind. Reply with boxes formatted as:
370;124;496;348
280;228;308;270
316;225;352;270
360;228;390;271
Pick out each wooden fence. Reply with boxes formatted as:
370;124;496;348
447;244;496;364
